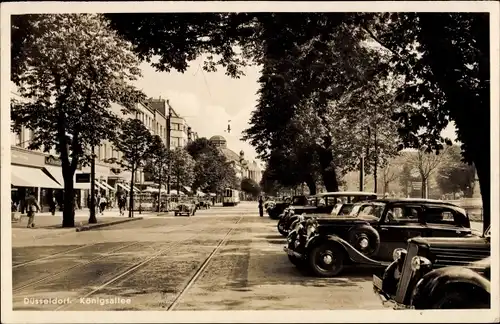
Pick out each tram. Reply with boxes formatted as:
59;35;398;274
222;188;240;207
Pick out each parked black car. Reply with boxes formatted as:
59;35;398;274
284;198;474;277
287;191;378;216
267;195;309;219
277;202;356;236
373;225;490;309
277;192;378;236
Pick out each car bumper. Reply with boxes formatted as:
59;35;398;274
373;275;413;310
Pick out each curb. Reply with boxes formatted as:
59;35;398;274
76;217;144;232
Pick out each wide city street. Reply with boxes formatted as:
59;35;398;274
12;202;385;311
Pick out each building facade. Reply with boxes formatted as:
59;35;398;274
209;135;262;184
10;91;196;211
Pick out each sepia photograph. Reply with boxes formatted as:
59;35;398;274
1;1;499;323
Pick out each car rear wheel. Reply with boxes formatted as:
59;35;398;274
308;243;345;277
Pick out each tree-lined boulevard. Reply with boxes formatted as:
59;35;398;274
8;8;495;315
11;12;491;232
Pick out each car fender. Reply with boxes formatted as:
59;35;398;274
411;266;491;308
306;235;386;267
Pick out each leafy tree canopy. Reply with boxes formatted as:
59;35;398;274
10;14;145;227
241;177;261;198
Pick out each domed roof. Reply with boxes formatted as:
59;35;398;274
209;135;226;142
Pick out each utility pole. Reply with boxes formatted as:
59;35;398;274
89;145;97;223
166;100;172;194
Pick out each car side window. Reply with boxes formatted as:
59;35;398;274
385;205;421;224
425;207;457;225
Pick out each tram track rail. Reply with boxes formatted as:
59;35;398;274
12;242;99;269
55;217;242;311
13;241;145;293
167;216;243;310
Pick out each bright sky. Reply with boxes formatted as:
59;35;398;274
133;55;263;165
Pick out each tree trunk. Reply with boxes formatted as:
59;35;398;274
305;174;317;195
62;169;75;228
316;146;339;192
129;167;135;218
157;166;162;212
373;129;378;193
474;154;489;233
421;177;428;199
383;181;389;196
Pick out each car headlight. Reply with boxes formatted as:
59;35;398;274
392;248;407;261
306;225;317;237
410;256;432;272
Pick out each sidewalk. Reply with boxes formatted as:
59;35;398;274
11;208;162;230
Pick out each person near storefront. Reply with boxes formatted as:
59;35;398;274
25;191;41;228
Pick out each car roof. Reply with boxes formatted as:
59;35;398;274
314;191;377;197
374;198;461;205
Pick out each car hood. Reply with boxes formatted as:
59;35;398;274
409;235;490;249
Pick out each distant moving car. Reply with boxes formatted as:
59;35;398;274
284;198;474;277
373;225;490;309
267;195;309;220
174;200;196;216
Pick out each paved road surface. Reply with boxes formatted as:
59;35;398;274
12;202;384;311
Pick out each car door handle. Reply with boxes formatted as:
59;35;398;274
380;228;389;231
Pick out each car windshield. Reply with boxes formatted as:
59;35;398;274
349;203;385;220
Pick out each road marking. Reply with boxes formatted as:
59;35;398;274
167;216;243;311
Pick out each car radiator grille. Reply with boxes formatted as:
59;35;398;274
430;247;490;268
394;243;418;304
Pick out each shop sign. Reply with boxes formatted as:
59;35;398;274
76;173;91;183
11;149;45;167
45;156;82;170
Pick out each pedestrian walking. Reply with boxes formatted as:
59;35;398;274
99;195;107;215
49;196;57;215
258;195;264;217
118;195;126;216
24;191;40;228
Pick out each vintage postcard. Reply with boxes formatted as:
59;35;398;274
1;1;499;323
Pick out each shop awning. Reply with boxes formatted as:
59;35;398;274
100;181;115;191
11;165;62;189
94;181;107;191
43;166;90;190
117;183;130;191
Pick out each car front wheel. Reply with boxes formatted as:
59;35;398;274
277;219;288;236
308;243;345;277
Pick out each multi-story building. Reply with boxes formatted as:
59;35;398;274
10;91;196;211
209;135;262;184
